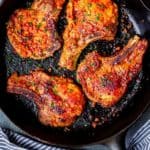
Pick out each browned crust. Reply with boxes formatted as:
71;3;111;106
7;71;85;127
77;36;148;107
7;9;61;59
59;0;118;70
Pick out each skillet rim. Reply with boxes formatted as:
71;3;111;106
0;0;150;147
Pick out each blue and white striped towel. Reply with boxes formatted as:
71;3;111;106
0;113;149;150
126;120;150;150
0;128;65;150
125;107;150;150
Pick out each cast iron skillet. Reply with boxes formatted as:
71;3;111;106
0;0;150;148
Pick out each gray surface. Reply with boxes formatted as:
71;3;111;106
0;108;25;134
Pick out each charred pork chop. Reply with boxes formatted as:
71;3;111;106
77;36;148;107
7;70;85;127
59;0;118;70
7;0;65;59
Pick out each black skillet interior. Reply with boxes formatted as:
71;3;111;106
0;0;150;147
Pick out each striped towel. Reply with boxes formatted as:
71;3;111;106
0;128;65;150
0;111;149;150
125;107;150;150
0;128;111;150
126;120;150;150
